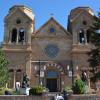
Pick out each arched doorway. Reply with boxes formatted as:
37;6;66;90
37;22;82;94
46;71;58;92
44;62;64;92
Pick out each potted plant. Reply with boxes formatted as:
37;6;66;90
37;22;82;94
29;85;47;95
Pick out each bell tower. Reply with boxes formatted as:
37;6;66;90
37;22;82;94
67;7;94;45
2;5;35;88
67;7;94;77
4;5;35;45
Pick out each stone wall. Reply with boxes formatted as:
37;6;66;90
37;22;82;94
72;95;100;100
0;95;100;100
0;95;50;100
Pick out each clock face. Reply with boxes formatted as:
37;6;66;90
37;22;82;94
45;44;59;58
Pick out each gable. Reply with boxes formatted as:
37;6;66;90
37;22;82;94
70;10;93;25
34;17;71;39
5;7;34;23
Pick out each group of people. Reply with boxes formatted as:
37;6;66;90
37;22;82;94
54;94;64;100
51;90;68;100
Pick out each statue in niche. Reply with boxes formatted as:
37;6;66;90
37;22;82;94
81;70;88;84
22;74;29;88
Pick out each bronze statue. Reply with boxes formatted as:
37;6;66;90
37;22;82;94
22;74;29;88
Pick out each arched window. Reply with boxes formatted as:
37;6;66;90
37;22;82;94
11;28;17;43
16;69;21;72
9;69;14;72
86;30;90;43
47;71;58;78
79;30;85;44
18;28;25;42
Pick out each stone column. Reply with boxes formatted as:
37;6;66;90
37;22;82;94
26;23;33;44
13;69;16;89
8;30;12;44
4;24;9;43
84;29;87;44
16;29;19;44
25;55;31;86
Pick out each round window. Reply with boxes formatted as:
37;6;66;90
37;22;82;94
45;44;59;58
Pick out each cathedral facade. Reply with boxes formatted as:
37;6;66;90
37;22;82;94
2;5;94;92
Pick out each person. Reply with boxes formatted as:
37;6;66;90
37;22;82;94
55;93;64;100
63;89;68;100
81;70;88;84
16;82;20;94
55;94;58;100
5;90;12;95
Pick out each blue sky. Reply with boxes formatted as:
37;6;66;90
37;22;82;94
0;0;100;42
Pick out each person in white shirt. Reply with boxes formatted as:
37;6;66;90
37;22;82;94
55;94;64;100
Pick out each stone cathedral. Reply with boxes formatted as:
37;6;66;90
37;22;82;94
2;5;94;92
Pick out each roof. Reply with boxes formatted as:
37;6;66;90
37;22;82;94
35;17;71;35
5;5;34;22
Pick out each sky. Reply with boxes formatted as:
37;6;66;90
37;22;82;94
0;0;100;42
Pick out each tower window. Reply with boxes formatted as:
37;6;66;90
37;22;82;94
9;69;14;72
11;28;17;43
17;69;21;72
16;19;21;24
79;30;85;44
82;20;87;25
87;30;90;43
18;28;25;42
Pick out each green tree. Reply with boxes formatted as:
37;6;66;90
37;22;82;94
88;12;100;82
73;79;85;94
0;49;9;87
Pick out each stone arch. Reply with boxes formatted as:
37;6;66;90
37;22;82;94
11;28;17;43
44;62;64;74
78;29;85;44
44;62;64;92
18;28;25;42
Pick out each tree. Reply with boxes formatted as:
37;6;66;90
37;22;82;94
88;11;100;82
0;49;9;87
73;79;85;94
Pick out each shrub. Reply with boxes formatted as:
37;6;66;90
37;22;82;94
73;79;85;94
29;85;47;95
0;87;13;95
64;86;73;94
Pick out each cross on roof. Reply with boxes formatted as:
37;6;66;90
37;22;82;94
50;13;54;17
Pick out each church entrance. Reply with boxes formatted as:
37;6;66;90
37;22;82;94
46;71;58;92
46;78;57;92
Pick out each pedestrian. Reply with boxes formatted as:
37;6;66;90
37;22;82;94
55;94;58;100
63;89;68;100
55;93;64;100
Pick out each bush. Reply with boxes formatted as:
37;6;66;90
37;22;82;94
0;87;13;95
29;85;47;95
73;79;85;94
64;86;73;94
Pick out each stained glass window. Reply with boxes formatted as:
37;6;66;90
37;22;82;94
47;71;57;78
49;27;55;33
45;44;59;58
